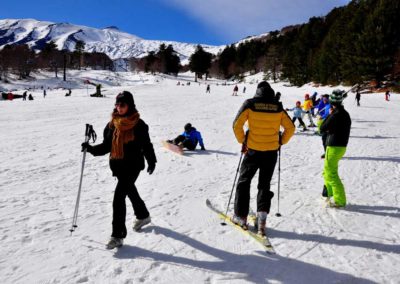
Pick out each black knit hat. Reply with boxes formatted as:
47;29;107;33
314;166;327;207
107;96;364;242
256;81;275;98
116;91;135;109
184;123;192;132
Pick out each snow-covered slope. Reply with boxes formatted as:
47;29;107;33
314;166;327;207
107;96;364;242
0;73;399;283
0;19;222;60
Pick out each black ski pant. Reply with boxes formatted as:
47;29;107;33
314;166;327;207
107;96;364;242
112;171;149;239
292;117;306;128
234;149;277;217
173;135;196;150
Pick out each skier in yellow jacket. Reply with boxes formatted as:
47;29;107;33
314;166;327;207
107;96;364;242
302;94;316;127
232;81;295;235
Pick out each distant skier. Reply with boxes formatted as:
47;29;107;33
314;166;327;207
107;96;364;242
355;91;361;106
167;123;205;150
232;81;295;235
275;92;281;102
243;86;246;93
385;90;390;101
311;92;318;115
22;91;27;101
28;94;34;100
302;94;316;127
43;89;46;98
81;91;157;249
206;84;211;93
232;85;239;96
320;90;351;207
286;101;308;132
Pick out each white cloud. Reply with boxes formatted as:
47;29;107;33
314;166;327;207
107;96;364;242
161;0;350;42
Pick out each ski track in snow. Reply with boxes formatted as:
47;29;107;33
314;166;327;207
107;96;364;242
1;72;399;283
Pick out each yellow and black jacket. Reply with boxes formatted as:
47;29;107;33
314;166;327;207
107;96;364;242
233;95;295;151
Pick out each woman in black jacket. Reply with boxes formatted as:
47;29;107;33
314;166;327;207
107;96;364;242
82;91;157;249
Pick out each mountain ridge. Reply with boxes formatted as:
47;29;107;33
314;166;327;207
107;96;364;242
0;18;223;60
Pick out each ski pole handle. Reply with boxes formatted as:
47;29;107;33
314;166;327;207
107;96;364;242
84;124;90;143
88;125;97;143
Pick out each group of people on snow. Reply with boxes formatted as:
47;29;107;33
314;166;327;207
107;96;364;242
82;81;352;249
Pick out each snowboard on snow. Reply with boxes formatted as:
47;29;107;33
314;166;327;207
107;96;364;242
162;140;184;155
206;199;275;254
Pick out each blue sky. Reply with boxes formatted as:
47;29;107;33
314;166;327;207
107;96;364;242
1;0;351;45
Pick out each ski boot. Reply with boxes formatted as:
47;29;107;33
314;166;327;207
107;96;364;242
133;216;151;231
106;237;123;249
326;198;345;208
255;211;267;237
322;185;328;197
231;215;248;230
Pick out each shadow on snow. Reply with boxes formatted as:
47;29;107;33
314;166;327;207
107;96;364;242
344;204;400;219
113;226;376;283
343;156;400;163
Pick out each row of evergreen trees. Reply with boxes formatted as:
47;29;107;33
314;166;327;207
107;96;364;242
131;44;181;75
213;0;400;86
134;0;400;86
0;40;113;82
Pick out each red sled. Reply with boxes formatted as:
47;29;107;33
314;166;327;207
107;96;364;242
162;141;184;155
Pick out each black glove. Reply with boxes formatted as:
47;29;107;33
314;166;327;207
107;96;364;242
81;142;93;153
147;163;156;175
200;146;206;151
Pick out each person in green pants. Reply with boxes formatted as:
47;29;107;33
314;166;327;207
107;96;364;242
320;90;351;207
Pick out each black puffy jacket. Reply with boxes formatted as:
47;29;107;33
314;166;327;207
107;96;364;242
90;119;157;177
320;105;351;147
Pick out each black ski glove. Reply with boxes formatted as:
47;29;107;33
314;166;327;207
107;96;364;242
81;142;93;153
147;162;156;175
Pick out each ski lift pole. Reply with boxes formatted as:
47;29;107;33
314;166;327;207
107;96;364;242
70;124;96;235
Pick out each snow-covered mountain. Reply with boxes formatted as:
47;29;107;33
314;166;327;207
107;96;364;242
0;19;222;60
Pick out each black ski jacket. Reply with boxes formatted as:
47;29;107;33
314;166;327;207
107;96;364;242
90;119;157;177
320;105;351;147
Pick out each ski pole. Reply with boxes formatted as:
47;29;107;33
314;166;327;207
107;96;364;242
275;145;282;217
70;124;96;234
221;131;248;225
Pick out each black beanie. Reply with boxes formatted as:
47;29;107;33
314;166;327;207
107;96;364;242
184;123;192;131
256;81;275;98
116;91;135;109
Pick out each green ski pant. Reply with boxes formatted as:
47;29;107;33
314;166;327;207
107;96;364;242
316;118;324;134
323;146;347;206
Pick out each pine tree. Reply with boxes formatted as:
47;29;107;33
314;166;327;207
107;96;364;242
74;40;85;70
189;45;212;81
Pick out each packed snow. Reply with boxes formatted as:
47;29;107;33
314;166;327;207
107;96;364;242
0;71;399;283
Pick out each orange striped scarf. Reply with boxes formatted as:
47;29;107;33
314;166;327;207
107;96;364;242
110;112;140;159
